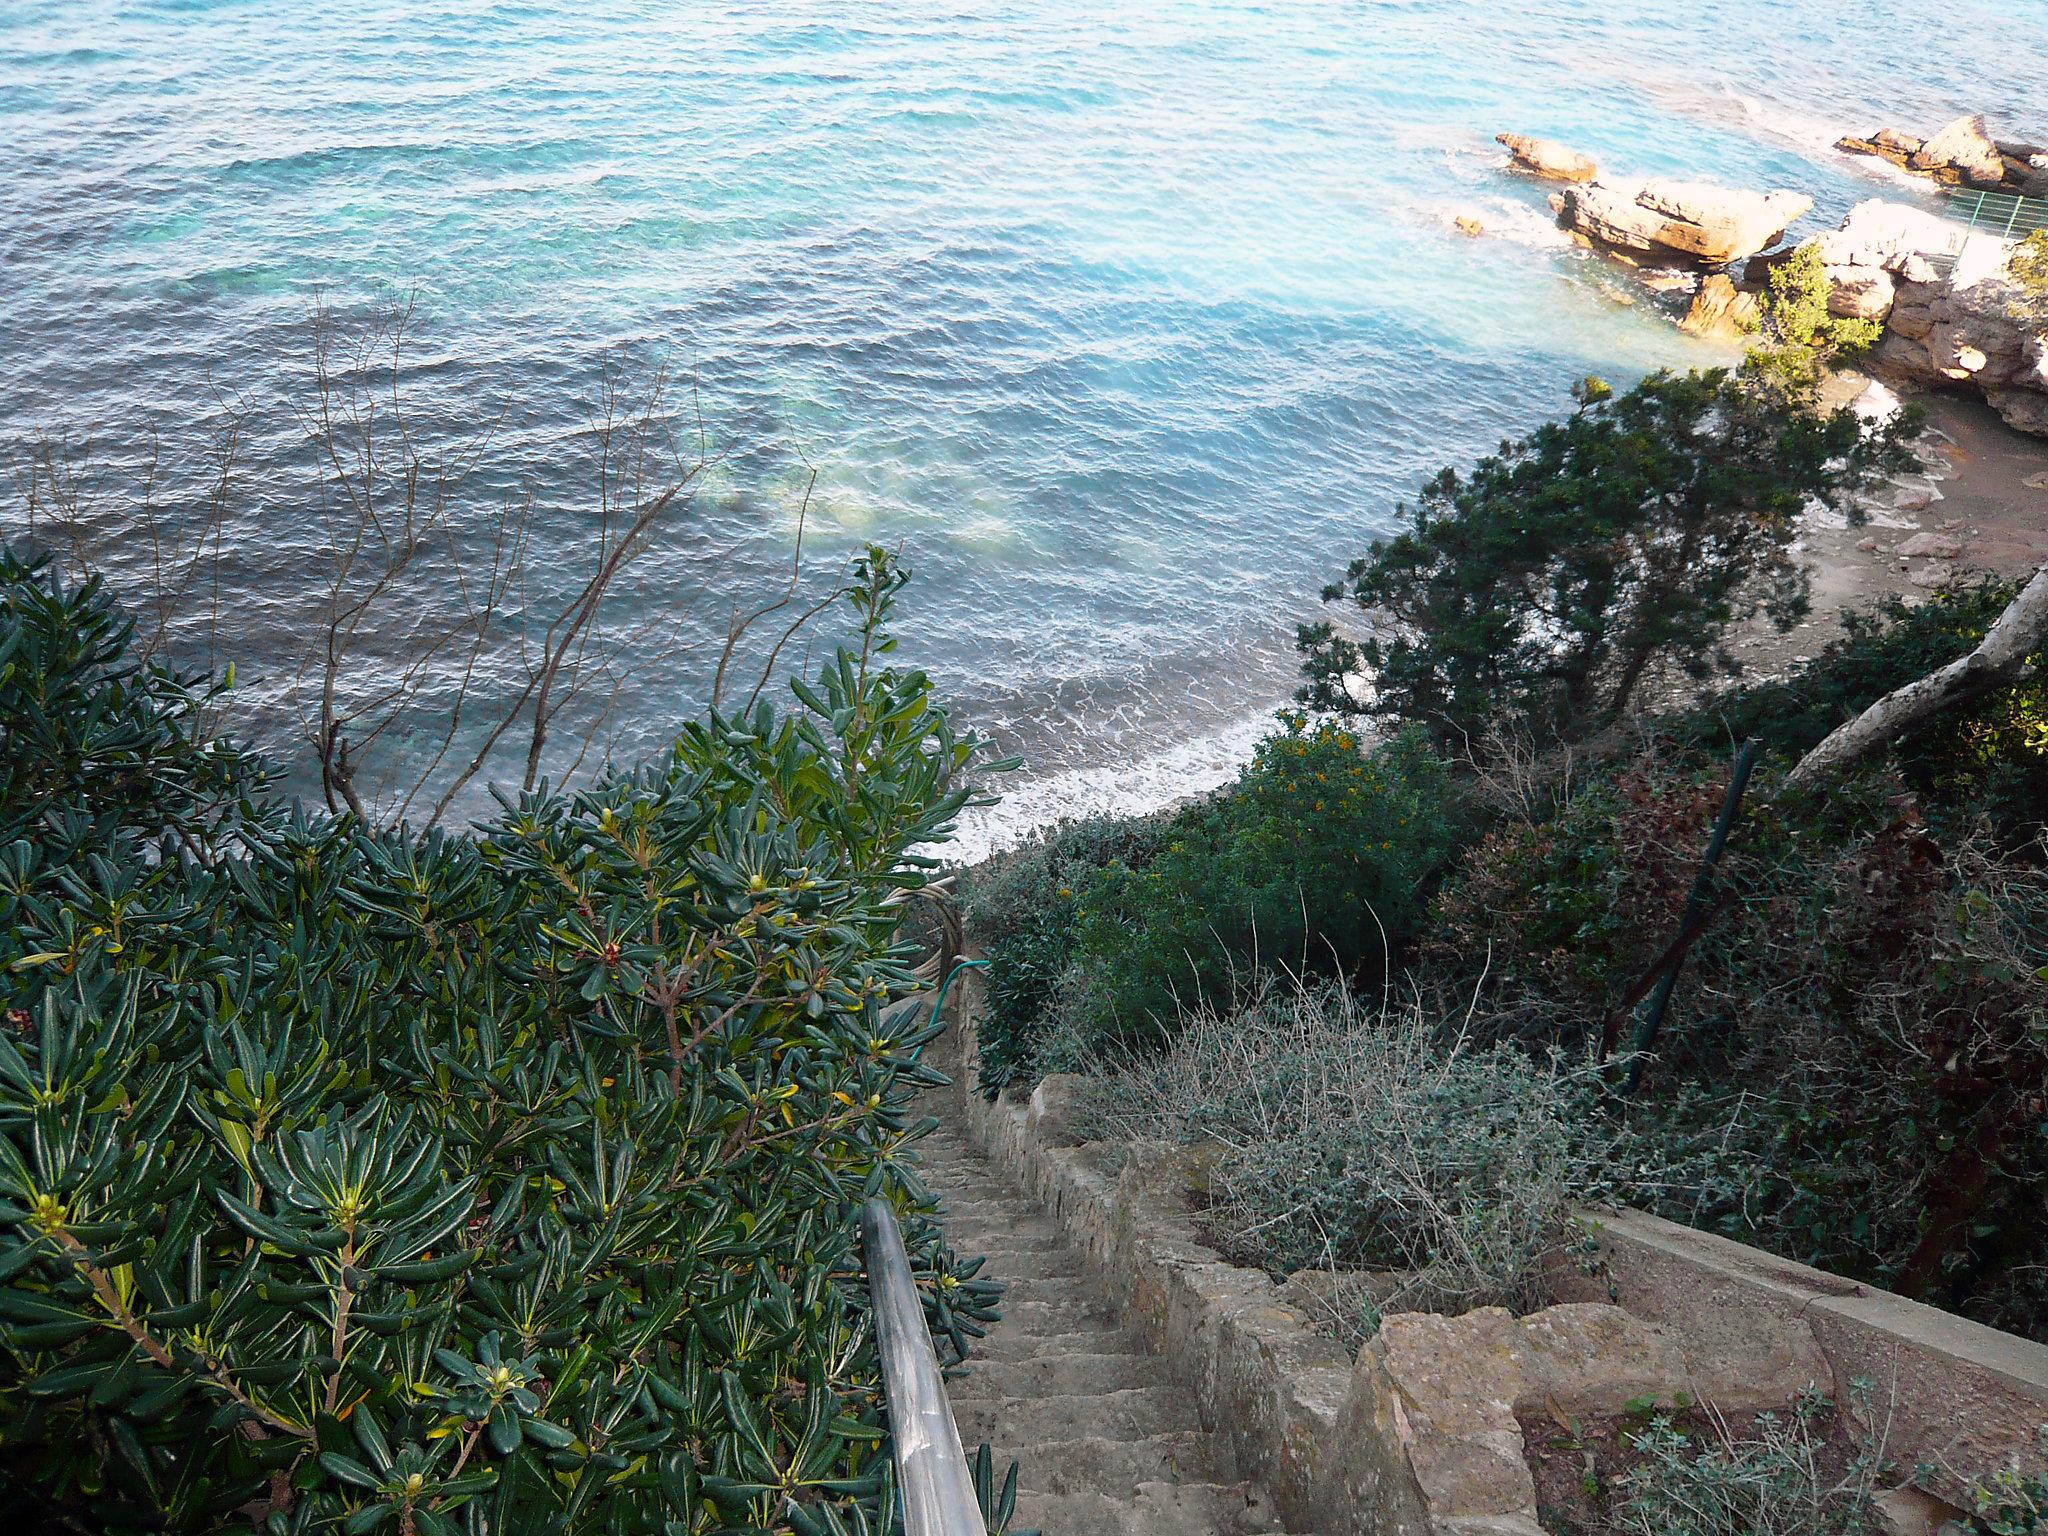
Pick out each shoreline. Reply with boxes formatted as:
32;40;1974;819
954;378;2048;866
1718;380;2048;685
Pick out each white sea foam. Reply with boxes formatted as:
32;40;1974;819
943;705;1282;866
1429;197;1578;252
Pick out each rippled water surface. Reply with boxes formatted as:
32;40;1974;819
4;1;2044;848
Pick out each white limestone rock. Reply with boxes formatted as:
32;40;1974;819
1910;114;2008;187
1495;132;1597;182
1554;178;1811;265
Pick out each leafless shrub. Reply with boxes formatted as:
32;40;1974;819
5;302;845;829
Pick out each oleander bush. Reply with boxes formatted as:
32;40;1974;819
0;547;1006;1535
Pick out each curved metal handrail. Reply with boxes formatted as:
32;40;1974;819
862;1196;983;1536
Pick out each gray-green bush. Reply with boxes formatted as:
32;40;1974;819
1087;976;1603;1342
1612;1394;1882;1536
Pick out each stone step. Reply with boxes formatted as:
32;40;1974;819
935;1197;1061;1225
955;1241;1083;1268
990;1295;1122;1331
950;1350;1161;1402
909;1088;1300;1536
1013;1480;1284;1536
951;1326;1131;1365
975;1272;1103;1309
1003;1431;1217;1497
952;1385;1187;1446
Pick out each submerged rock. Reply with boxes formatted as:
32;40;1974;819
1551;178;1811;265
1495;132;1597;182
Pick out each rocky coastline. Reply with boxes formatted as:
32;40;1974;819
1491;117;2048;440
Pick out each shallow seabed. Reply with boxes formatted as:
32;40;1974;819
2;1;2042;853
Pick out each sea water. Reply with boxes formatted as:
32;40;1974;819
2;1;2043;855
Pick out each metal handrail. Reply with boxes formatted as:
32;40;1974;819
862;1196;983;1536
861;959;991;1536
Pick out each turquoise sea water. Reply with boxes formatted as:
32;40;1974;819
3;2;2044;847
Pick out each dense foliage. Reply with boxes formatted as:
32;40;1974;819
1742;242;1885;398
972;514;2048;1343
1297;369;1916;743
1424;581;2048;1337
958;817;1166;1099
961;718;1457;1089
1675;575;2048;834
0;548;1006;1535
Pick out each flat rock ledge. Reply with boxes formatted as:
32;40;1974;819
1550;178;1811;266
941;974;2048;1536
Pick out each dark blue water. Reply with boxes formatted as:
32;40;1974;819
3;1;2042;847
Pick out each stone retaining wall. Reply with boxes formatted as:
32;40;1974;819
940;971;2048;1536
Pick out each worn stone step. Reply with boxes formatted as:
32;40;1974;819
1013;1480;1283;1536
991;1296;1121;1334
950;1350;1161;1402
933;1228;1064;1261
937;1219;1065;1250
952;1385;1186;1446
938;1207;1060;1232
960;1255;1084;1283
1003;1431;1218;1497
978;1272;1102;1308
954;1324;1127;1364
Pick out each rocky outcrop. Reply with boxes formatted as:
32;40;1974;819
1911;114;2007;184
1837;113;2046;192
1880;276;2048;436
1550;178;1811;265
1494;133;1596;182
1744;199;2048;437
1748;199;1964;321
1679;272;1760;341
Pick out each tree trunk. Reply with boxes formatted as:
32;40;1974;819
1785;562;2048;789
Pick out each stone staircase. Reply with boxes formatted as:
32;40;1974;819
914;1119;1293;1536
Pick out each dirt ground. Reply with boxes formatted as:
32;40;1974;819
1712;382;2048;688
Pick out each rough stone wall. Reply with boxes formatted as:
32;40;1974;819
938;970;2048;1535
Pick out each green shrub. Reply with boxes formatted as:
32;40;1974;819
1678;577;2048;841
1299;370;1915;744
2009;230;2048;323
1742;242;1885;399
959;816;1166;1098
1612;1393;1881;1536
1063;718;1458;1053
1433;725;2048;1337
0;548;1005;1535
1971;1438;2048;1536
1090;975;1599;1341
